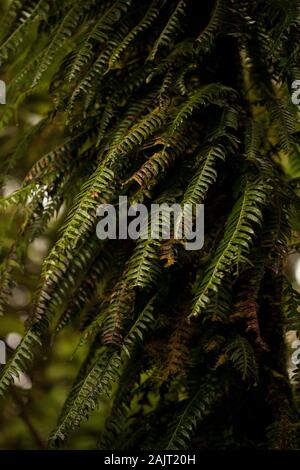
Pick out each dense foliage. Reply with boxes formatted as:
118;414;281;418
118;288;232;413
1;0;300;449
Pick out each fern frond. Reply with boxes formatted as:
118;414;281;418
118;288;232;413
269;98;296;151
0;0;28;42
67;0;133;82
0;245;20;315
172;83;237;131
56;165;115;250
125;238;162;290
24;130;89;184
224;335;258;382
148;0;186;61
98;400;130;450
49;348;121;445
196;0;226;52
182;144;226;205
1;0;299;451
161;313;193;379
191;178;269;318
0;326;42;397
31;237;101;326
128;128;192;189
32;1;94;86
0;0;47;65
165;382;220;450
288;145;300;177
109;107;167;162
55;250;113;334
102;281;136;347
245;119;263;163
108;0;162;70
122;295;156;358
67;26;129;109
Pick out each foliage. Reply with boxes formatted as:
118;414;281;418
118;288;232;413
0;0;300;450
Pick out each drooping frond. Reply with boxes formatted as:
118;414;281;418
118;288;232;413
0;0;300;451
67;0;133;82
108;0;162;70
224;335;259;382
55;250;113;334
0;326;42;397
196;0;226;52
165;382;221;450
172;83;237;131
125;238;162;290
182;144;226;205
122;295;156;358
160;312;193;379
191;178;269;318
32;1;86;87
49;348;121;445
148;0;186;61
128;127;192;189
0;0;47;66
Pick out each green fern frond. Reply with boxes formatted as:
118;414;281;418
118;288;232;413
195;0;226;52
0;0;29;42
67;0;133;82
183;144;226;205
101;281;136;347
55;250;113;334
165;382;220;450
125;238;162;290
172;83;237;131
122;295;156;358
129;128;192;189
67;26;129;110
191;178;269;318
24;130;89;185
225;335;259;382
0;184;37;211
98;400;130;450
0;0;47;65
49;348;121;445
147;38;196;82
55;165;115;251
148;0;186;61
269;98;296;151
32;1;86;86
0;245;20;315
245;119;263;163
31;237;101;326
108;0;162;70
0;326;42;397
109;107;167;162
288;145;300;177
